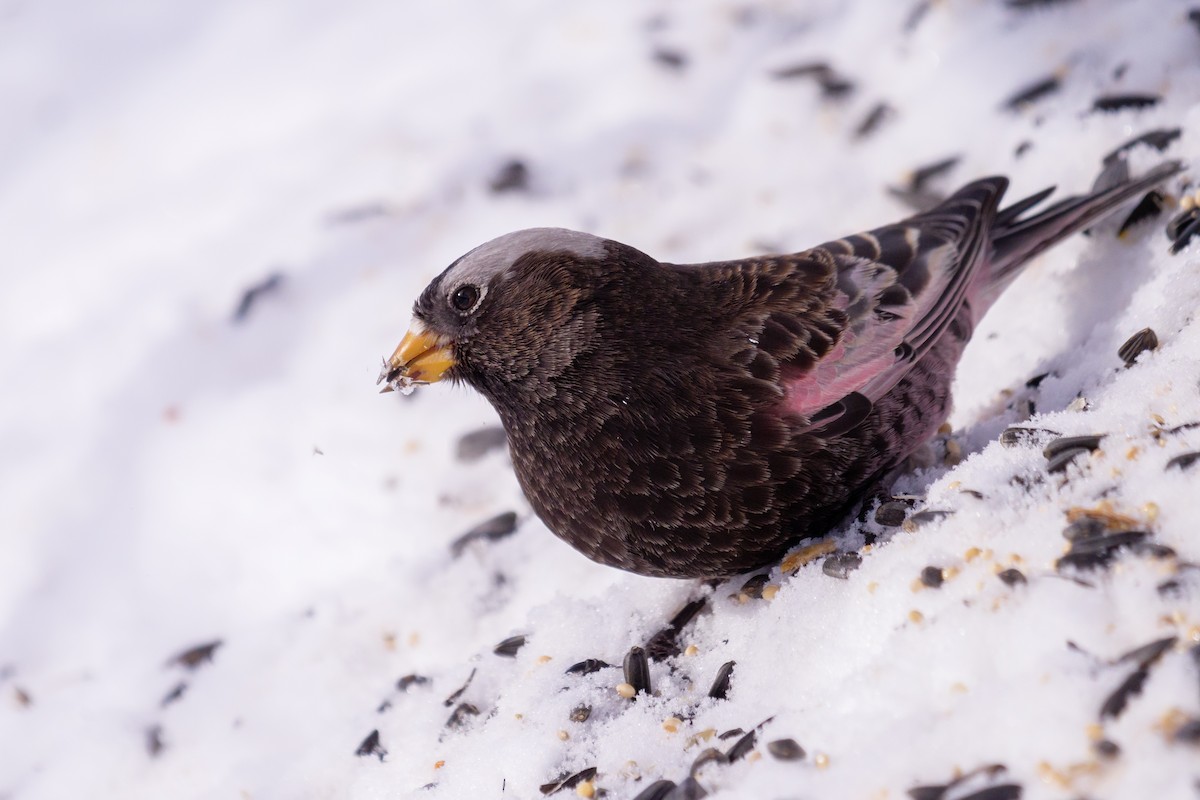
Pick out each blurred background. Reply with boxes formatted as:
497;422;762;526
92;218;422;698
2;1;1198;797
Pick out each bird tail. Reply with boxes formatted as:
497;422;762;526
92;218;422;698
988;159;1183;290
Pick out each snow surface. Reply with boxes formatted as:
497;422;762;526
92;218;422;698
3;1;1200;798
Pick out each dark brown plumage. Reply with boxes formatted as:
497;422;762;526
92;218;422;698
381;161;1180;578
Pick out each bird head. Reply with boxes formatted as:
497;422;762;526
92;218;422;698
379;228;614;399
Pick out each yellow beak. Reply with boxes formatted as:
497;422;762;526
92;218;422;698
378;320;455;391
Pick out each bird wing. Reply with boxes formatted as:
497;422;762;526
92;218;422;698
778;177;1008;436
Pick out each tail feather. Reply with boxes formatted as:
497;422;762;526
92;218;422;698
989;160;1183;286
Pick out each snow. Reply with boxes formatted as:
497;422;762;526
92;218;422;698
2;1;1199;798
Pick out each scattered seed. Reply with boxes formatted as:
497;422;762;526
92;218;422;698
570;704;592;723
1100;668;1149;720
169;640;222;670
1169;212;1200;254
708;661;736;700
1014;140;1033;158
909;610;925;623
875;499;910;526
1118;328;1158;367
645;598;708;660
455;426;507;462
489;159;530;193
1000;426;1060;447
1130;541;1176;559
616;683;637;699
575;779;595;798
1062;516;1107;542
325;202;389;226
1057;530;1151;571
1102;128;1182;165
145;725;165;758
854;102;894;139
761;584;780;600
232;273;285;323
1003;75;1060;111
739;574;770;599
397;674;430;692
161;682;187;708
445;702;480;730
624;647;652;695
769;61;855;97
1167;451;1200;471
1044;435;1104;459
450;511;520;557
903;509;953;531
997;568;1027;587
767;738;806;761
539;767;597;796
666;776;709;799
652;48;688;70
443;668;476;707
1118;191;1165;237
909;156;961;191
781;539;838;572
1113;636;1177;669
566;659;611;676
1174;719;1200;743
662;716;682;733
908;764;1010;800
964;547;983;562
1157;578;1184;597
493;635;527;658
1046;447;1090;474
1168;207;1200;240
1005;0;1076;6
632;780;676;800
690;746;729;777
726;729;757;762
957;786;1021;800
355;729;386;760
1093;738;1121;759
1092;94;1161;113
1025;372;1051;389
717;728;745;741
813;752;830;769
823;552;863;579
920;566;945;588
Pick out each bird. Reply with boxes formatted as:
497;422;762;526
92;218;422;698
379;160;1181;579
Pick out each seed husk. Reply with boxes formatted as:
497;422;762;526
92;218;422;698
1167;451;1200;471
355;729;386;760
624;646;652;695
708;661;736;700
1044;435;1104;459
997;568;1027;587
450;511;519;557
645;598;708;661
632;780;676;800
1046;446;1090;473
726;729;757;762
1003;75;1060;111
566;659;612;676
1092;93;1161;112
874;499;910;527
455;426;507;462
493;635;527;658
539;767;597;796
823;552;863;579
1117;328;1158;367
767;738;806;761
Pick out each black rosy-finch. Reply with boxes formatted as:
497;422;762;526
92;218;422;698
380;160;1181;578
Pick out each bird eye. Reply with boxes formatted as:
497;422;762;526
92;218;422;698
450;284;481;312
